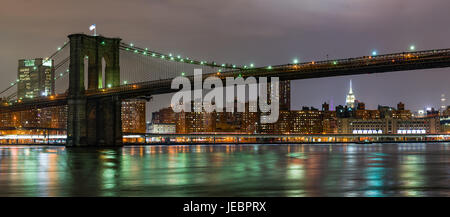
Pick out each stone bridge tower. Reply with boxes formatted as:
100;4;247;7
67;34;122;146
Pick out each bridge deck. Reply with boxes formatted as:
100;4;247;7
2;48;450;112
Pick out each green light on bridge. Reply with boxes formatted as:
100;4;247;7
123;81;128;84
267;66;272;69
101;41;105;45
181;72;186;76
107;84;112;88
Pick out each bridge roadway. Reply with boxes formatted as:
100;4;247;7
2;47;450;112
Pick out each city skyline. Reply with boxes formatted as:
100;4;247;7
0;0;450;201
1;0;450;115
147;77;448;122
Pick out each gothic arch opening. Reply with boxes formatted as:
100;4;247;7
84;55;89;90
101;57;106;89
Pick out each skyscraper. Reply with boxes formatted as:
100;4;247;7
268;80;291;111
345;80;356;109
17;58;54;99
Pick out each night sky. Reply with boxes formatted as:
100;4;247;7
1;0;450;119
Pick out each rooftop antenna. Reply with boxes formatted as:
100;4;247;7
89;24;97;36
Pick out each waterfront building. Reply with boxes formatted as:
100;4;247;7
337;116;440;134
147;123;176;134
426;107;439;117
322;102;338;134
355;102;381;119
0;106;67;129
392;102;412;119
441;116;450;133
152;107;176;124
122;99;146;133
444;106;450;116
378;105;396;119
396;117;440;134
336;105;354;118
290;107;323;134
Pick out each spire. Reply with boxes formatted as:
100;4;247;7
346;79;356;108
349;80;353;94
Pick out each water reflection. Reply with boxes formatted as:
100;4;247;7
0;143;448;196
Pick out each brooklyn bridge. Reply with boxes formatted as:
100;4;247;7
1;33;450;146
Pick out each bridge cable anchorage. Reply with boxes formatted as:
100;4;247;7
0;42;70;101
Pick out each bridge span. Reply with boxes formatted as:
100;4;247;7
0;33;449;146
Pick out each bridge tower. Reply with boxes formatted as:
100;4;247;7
67;34;122;146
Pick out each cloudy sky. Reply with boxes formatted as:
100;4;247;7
1;0;450;118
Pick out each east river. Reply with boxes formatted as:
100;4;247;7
0;143;449;196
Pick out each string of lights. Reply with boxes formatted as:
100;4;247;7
119;42;244;70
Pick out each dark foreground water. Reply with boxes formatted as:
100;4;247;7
0;143;449;197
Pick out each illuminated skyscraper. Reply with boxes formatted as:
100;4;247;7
345;80;356;108
17;58;54;99
268;80;291;110
441;94;446;113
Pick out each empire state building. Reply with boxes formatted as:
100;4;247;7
346;80;356;108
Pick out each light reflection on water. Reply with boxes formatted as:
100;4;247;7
0;143;449;197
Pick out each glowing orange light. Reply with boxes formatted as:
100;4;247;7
392;59;395;63
311;61;315;64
